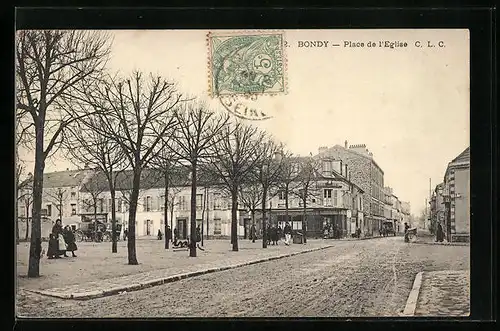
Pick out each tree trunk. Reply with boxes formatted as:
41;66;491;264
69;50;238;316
164;171;169;249
261;187;267;249
110;188;117;253
231;188;239;251
303;199;307;244
93;201;98;242
25;204;30;240
189;163;197;257
127;170;141;265
285;186;289;225
59;199;63;221
28;125;45;277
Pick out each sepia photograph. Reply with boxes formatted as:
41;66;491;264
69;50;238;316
15;28;470;318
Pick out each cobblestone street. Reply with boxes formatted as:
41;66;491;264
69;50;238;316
415;270;470;316
16;237;469;318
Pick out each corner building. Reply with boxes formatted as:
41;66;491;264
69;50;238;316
316;141;385;237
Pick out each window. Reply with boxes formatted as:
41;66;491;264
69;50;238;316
323;189;332;206
160;195;165;211
98;199;104;213
214;218;222;235
333;190;338;206
146;196;152;212
278;190;286;200
71;204;77;215
179;196;187;210
117;198;122;213
47;204;52;216
196;194;203;210
213;193;221;210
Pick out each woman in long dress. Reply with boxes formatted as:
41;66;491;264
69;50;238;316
63;225;78;257
52;219;67;257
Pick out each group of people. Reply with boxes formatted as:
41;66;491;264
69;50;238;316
323;224;343;239
47;219;78;259
249;222;293;245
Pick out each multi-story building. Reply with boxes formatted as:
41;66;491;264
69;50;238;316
383;187;393;229
17;168;94;239
400;201;411;228
316;141;385;236
442;146;470;242
267;155;364;238
79;168;244;239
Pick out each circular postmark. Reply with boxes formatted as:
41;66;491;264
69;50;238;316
208;31;286;120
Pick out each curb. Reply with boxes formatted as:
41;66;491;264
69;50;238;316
414;242;469;247
401;271;424;316
25;243;336;301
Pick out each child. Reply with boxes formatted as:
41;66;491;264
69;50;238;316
47;233;59;259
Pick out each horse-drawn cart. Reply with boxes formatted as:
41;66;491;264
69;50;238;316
73;214;122;243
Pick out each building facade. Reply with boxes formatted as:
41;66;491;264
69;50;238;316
316;142;385;236
267;156;364;238
442;147;470;242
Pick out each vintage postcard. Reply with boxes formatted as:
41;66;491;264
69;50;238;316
16;29;470;318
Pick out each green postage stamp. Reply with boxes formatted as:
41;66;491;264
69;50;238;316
208;31;287;97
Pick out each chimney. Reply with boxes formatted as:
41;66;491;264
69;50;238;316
344;140;348;148
318;146;328;154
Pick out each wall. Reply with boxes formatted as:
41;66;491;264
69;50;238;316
453;168;470;234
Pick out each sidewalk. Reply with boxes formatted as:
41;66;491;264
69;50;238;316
19;239;340;300
404;270;470;316
414;235;469;247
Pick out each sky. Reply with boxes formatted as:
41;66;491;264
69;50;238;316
18;29;470;216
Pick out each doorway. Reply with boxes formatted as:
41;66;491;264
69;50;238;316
177;218;187;239
145;219;152;236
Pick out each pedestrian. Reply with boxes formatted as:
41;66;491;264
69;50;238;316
167;225;172;242
123;228;128;241
271;225;278;245
196;225;201;243
404;222;410;242
277;225;283;242
436;222;444;242
284;222;292;245
174;227;179;241
266;224;271;245
250;224;256;243
47;233;59;259
157;229;163;240
52;219;67;257
63;225;78;257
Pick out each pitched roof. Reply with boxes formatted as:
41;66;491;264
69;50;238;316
451;146;470;164
43;170;89;188
316;144;385;175
79;166;218;192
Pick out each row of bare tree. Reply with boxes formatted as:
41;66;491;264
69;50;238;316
15;30;320;278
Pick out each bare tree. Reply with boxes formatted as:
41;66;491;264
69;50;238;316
17;173;34;242
292;156;321;244
240;182;263;231
16;30;111;277
277;150;297;226
80;71;184;265
149;140;180;249
255;138;284;248
46;188;68;222
80;173;106;241
168;101;230;257
204;122;264;251
63;115;127;253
